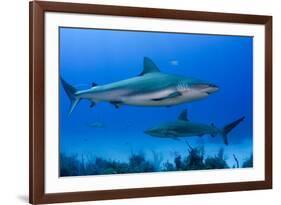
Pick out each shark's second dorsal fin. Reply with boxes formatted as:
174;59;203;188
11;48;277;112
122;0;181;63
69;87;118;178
178;109;189;121
139;57;160;76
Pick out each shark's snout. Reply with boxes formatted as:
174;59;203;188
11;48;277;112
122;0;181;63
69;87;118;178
205;83;219;94
191;83;219;95
144;129;155;136
144;128;161;137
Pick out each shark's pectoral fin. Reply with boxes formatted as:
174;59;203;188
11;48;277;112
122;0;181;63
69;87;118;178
178;109;189;121
165;130;179;138
168;92;182;98
110;101;122;109
151;91;182;101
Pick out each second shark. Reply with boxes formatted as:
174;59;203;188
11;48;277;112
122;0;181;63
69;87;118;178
144;109;245;145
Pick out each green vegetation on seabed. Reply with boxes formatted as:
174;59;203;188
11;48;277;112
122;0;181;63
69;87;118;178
60;144;253;177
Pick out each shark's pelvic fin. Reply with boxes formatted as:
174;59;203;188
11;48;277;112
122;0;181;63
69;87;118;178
110;101;122;109
178;109;189;121
152;91;182;101
89;101;96;108
139;57;160;76
60;77;80;116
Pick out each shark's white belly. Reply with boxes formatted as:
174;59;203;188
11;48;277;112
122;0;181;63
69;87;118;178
121;89;208;106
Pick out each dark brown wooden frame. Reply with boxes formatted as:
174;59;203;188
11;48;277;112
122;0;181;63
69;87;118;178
29;1;272;204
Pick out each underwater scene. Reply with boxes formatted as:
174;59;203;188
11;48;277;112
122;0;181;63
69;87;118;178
59;27;253;177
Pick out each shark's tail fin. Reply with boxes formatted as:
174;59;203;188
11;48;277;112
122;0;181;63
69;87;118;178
221;116;245;145
60;77;80;116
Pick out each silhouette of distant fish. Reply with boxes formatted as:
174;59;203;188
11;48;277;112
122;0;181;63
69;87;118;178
87;122;105;128
170;60;179;66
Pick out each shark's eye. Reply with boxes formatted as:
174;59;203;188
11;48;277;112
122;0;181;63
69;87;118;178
207;83;218;88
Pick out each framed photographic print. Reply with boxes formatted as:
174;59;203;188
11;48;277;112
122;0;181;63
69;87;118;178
29;1;272;204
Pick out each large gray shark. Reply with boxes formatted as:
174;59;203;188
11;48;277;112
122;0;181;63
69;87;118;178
61;57;218;115
144;109;245;145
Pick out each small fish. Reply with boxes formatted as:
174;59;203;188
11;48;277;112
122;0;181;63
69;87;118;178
170;60;179;66
88;122;105;128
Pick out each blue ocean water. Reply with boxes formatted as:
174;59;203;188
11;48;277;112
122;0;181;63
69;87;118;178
59;27;253;175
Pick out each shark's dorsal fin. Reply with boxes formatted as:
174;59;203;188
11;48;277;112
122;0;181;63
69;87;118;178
92;82;98;87
178;109;189;121
139;57;160;76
